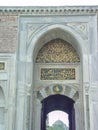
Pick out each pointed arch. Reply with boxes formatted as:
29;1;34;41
27;24;87;62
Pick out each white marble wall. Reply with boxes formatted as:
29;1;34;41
0;54;17;130
17;14;97;130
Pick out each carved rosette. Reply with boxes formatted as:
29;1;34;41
53;84;63;93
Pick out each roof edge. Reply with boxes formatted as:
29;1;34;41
0;6;98;15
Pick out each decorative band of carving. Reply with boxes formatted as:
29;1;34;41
41;68;75;80
0;7;97;15
0;63;5;70
36;85;79;101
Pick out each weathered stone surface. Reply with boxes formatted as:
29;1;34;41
0;6;98;130
0;16;18;53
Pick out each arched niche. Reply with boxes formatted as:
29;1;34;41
31;27;83;130
30;24;86;130
0;87;5;130
27;24;88;62
18;23;88;130
34;37;81;94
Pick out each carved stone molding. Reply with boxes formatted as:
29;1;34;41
67;23;88;39
35;83;79;101
27;24;46;43
0;6;98;15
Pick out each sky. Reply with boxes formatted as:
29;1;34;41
48;110;69;127
0;0;98;6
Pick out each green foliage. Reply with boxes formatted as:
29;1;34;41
47;126;53;130
47;120;69;130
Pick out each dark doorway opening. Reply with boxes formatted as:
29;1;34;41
41;94;75;130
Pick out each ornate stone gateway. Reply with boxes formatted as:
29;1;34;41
34;38;80;130
0;6;98;130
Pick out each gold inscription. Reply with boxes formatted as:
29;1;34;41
0;63;5;70
41;68;75;80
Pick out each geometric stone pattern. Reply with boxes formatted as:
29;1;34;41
0;6;98;15
41;68;75;80
36;39;80;63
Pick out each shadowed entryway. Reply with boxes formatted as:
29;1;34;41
41;94;76;130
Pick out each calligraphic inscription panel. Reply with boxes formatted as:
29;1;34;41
0;63;5;70
41;68;75;80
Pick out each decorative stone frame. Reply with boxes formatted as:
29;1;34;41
16;13;97;130
0;54;16;130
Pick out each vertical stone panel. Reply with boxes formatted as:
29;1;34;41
0;87;5;130
92;103;98;130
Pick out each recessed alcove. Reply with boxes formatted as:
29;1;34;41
34;38;80;87
30;21;85;130
33;36;81;130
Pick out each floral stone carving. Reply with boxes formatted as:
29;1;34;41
36;39;80;63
